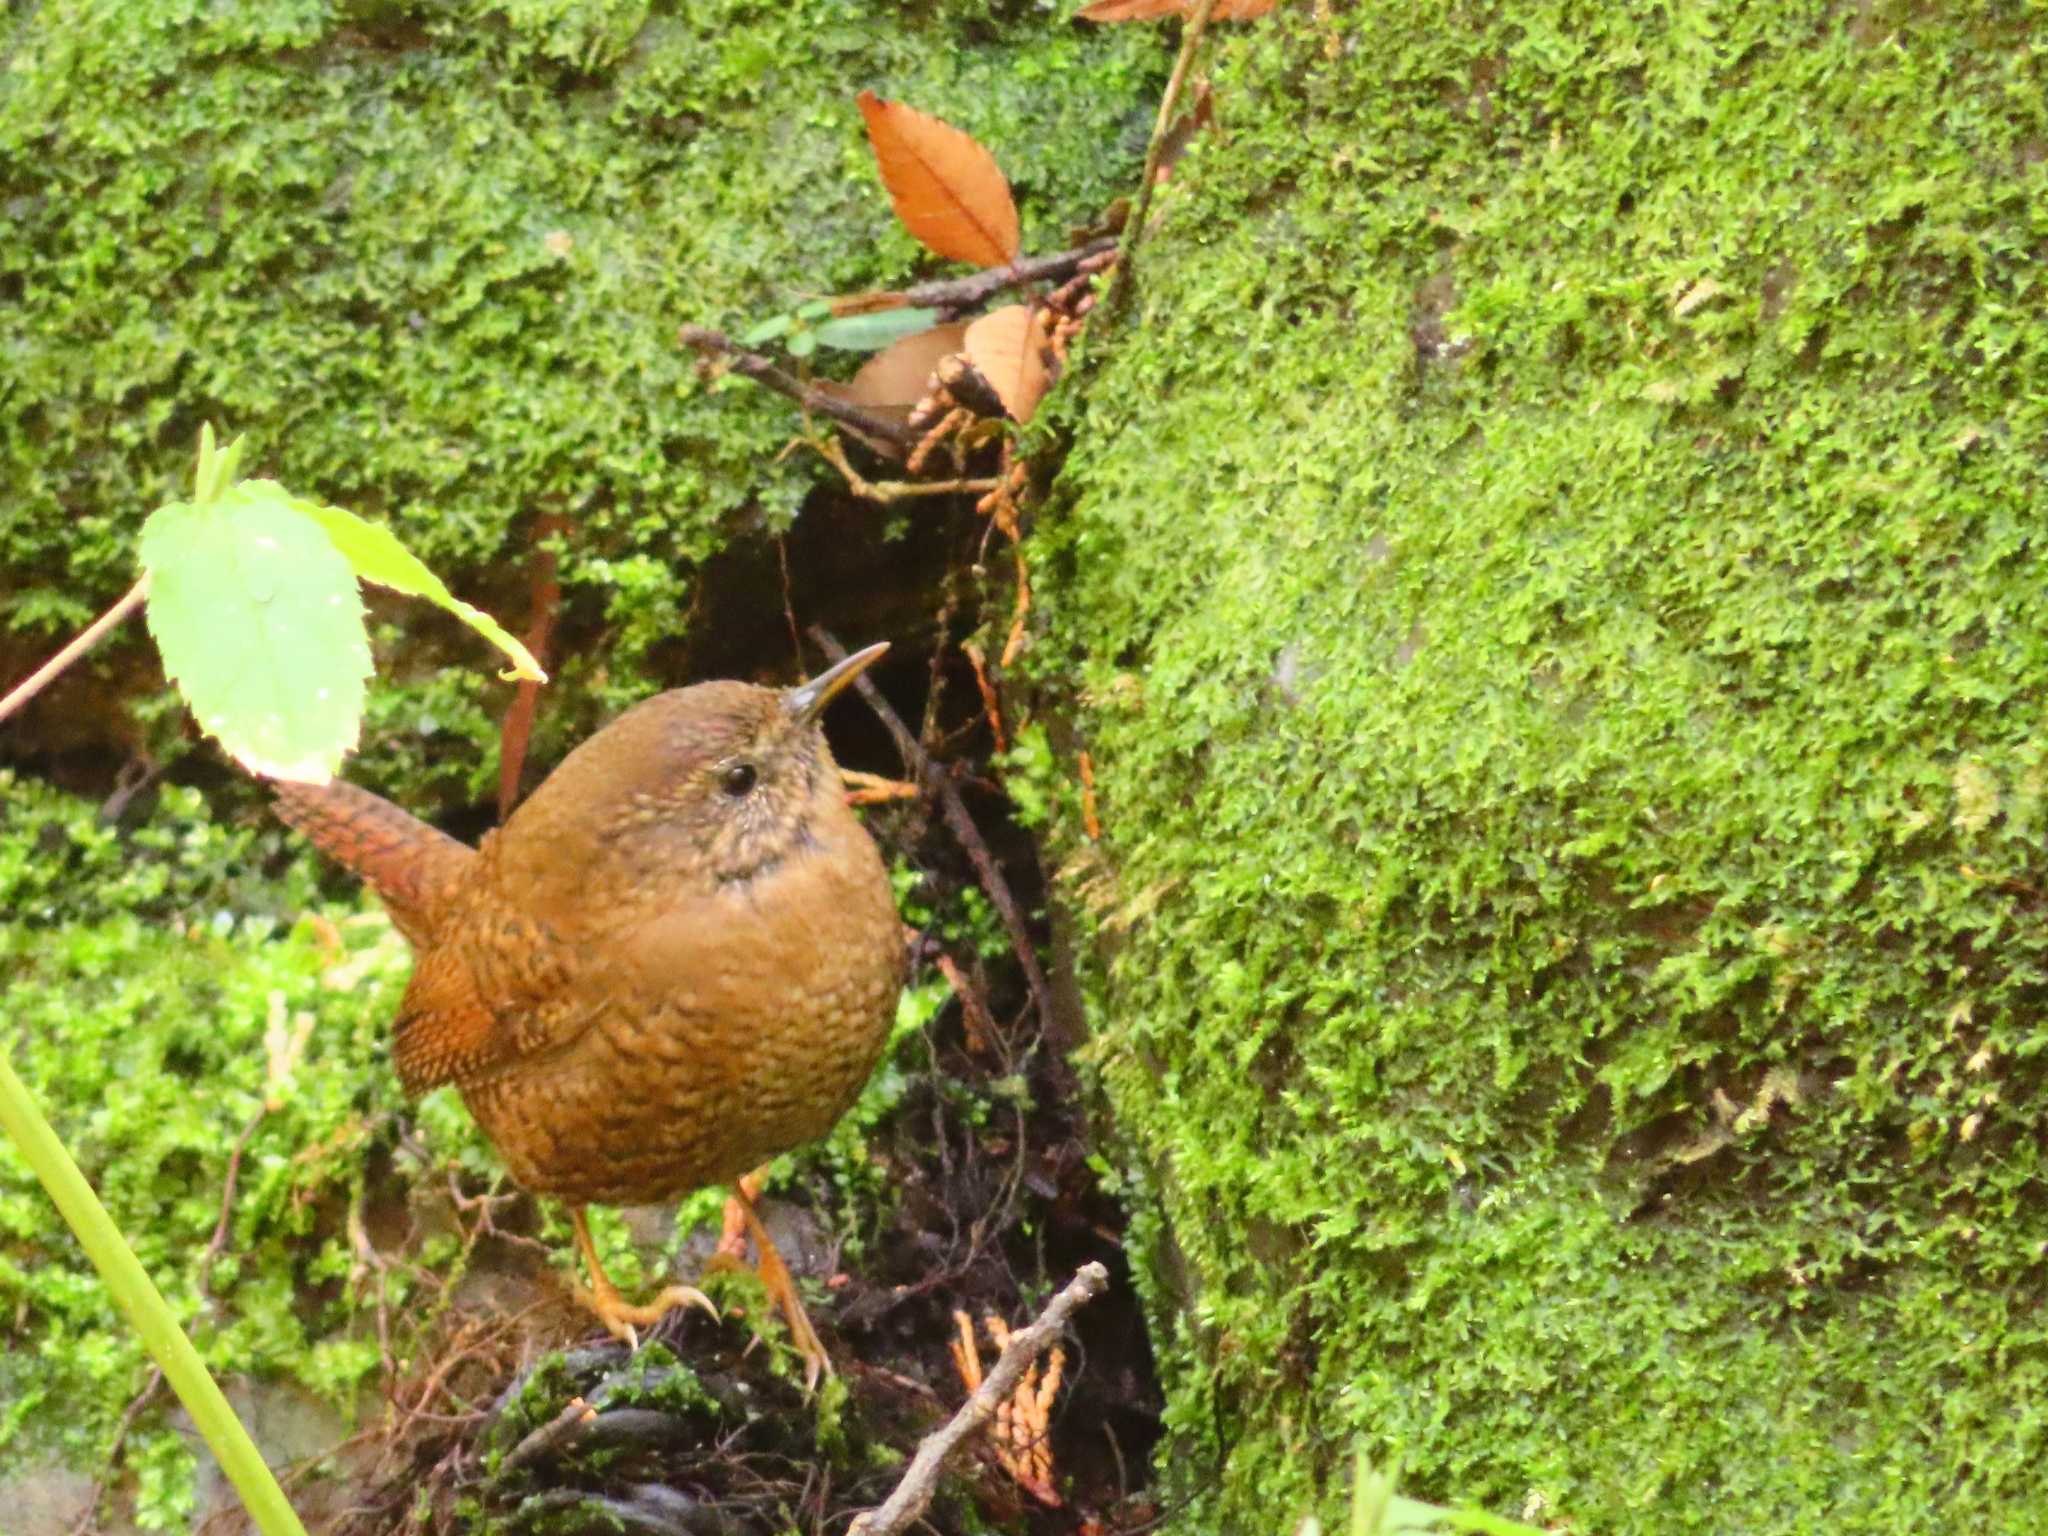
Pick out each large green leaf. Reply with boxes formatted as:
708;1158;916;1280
138;483;369;783
288;496;546;682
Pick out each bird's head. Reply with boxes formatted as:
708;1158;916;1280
511;642;890;891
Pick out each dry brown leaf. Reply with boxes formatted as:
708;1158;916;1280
1079;0;1275;20
841;321;971;410
857;92;1020;269
964;304;1050;424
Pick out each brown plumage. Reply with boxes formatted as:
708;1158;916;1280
273;644;904;1378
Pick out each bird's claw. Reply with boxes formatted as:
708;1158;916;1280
580;1281;720;1351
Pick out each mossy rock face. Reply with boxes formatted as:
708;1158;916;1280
0;0;1159;801
1038;2;2048;1528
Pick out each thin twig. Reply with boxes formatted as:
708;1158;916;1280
811;435;999;505
197;1111;267;1303
895;238;1120;315
809;627;1056;1040
776;535;803;671
69;1366;164;1536
959;642;1005;753
847;1262;1107;1536
501;1396;598;1475
999;544;1032;668
841;769;922;805
678;326;921;453
1109;0;1223;309
1077;751;1103;841
933;952;999;1055
0;575;150;728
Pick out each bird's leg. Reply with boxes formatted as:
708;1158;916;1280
712;1169;763;1263
718;1177;833;1390
569;1206;718;1350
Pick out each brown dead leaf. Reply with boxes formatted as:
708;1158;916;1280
857;92;1020;269
841;321;971;411
963;305;1050;423
1079;0;1275;20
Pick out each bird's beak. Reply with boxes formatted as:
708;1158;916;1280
784;641;890;726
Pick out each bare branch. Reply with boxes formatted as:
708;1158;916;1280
196;1111;267;1303
677;325;921;454
0;575;150;729
894;238;1120;315
810;434;998;505
841;768;922;805
846;1262;1109;1536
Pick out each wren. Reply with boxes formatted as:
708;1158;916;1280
272;642;904;1381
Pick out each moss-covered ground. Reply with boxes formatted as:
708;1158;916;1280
1033;2;2048;1529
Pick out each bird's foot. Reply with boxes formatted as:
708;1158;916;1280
570;1204;719;1350
578;1275;720;1351
717;1179;833;1391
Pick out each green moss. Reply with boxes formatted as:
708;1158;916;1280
1038;2;2048;1529
0;0;1162;798
0;775;424;1526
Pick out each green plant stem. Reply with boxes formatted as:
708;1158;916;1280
1107;0;1221;313
0;1049;307;1536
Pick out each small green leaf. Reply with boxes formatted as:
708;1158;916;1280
741;313;794;345
139;482;370;783
289;495;547;682
788;330;818;359
796;298;834;321
192;424;247;505
811;307;944;352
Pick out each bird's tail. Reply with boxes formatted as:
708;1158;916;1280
272;778;475;949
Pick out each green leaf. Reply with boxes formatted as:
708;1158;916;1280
740;313;794;345
191;424;247;505
288;494;547;682
810;307;944;352
796;298;834;321
138;482;370;783
787;329;818;359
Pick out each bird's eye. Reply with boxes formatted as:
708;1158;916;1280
721;762;758;798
